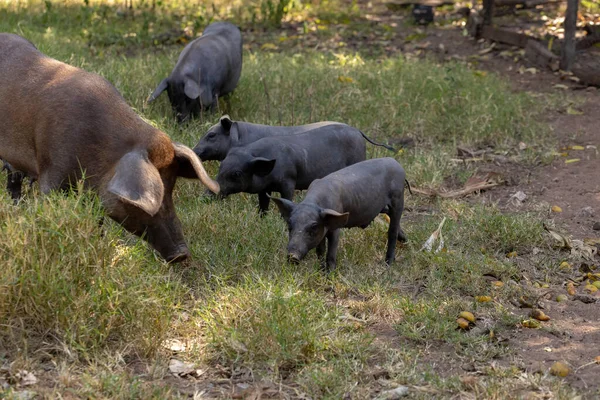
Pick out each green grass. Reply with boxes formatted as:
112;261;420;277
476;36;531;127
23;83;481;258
0;1;583;399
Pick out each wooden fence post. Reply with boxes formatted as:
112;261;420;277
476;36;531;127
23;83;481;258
483;0;495;26
560;0;579;71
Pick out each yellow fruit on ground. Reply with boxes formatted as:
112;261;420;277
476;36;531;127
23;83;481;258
567;282;576;296
521;319;540;328
457;318;470;330
475;296;492;303
459;311;476;323
585;284;598;293
550;362;570;377
530;309;550;321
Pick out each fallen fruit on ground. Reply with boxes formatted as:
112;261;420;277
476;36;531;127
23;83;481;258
530;309;550;321
457;318;470;329
551;205;563;213
559;261;571;269
584;284;598;293
556;294;568;302
475;296;492;302
521;319;540;328
550;362;570;377
567;282;576;295
459;311;476;323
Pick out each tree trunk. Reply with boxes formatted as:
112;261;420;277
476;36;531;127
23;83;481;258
560;0;579;71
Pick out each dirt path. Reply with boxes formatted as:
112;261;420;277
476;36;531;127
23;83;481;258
355;3;600;393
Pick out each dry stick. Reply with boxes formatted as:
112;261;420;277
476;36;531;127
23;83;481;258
560;0;579;71
260;74;271;121
411;181;501;199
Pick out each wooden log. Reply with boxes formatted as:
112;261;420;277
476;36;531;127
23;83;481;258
481;26;531;47
525;40;559;70
560;0;579;71
385;0;453;10
494;0;565;6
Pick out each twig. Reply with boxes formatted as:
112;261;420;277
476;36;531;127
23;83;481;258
411;181;501;199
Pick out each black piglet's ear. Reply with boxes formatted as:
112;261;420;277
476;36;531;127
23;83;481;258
220;115;233;131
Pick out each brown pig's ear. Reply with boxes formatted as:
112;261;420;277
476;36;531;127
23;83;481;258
107;150;164;216
321;209;349;231
173;143;220;194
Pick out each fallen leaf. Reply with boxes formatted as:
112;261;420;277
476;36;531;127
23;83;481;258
14;370;37;387
163;339;186;353
565;158;580;164
593;281;600;289
518;141;528;150
524;67;537;74
554;84;569;90
511;191;527;204
492;280;504;288
338;75;354;83
567;107;584;115
571;145;585;150
420;217;446;253
571;239;597;260
560;261;571;269
530;309;550;321
506;251;517;258
169;359;196;376
544;224;572;249
551;205;563;213
260;43;278;50
377;385;409;399
459;311;476;323
550;362;570;377
473;70;487;77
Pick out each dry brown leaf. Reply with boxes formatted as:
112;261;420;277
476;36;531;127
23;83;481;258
544;224;572;249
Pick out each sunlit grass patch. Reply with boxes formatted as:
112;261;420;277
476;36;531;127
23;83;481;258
0;189;181;358
199;276;372;372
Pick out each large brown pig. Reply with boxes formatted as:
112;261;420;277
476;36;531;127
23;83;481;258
0;33;219;262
